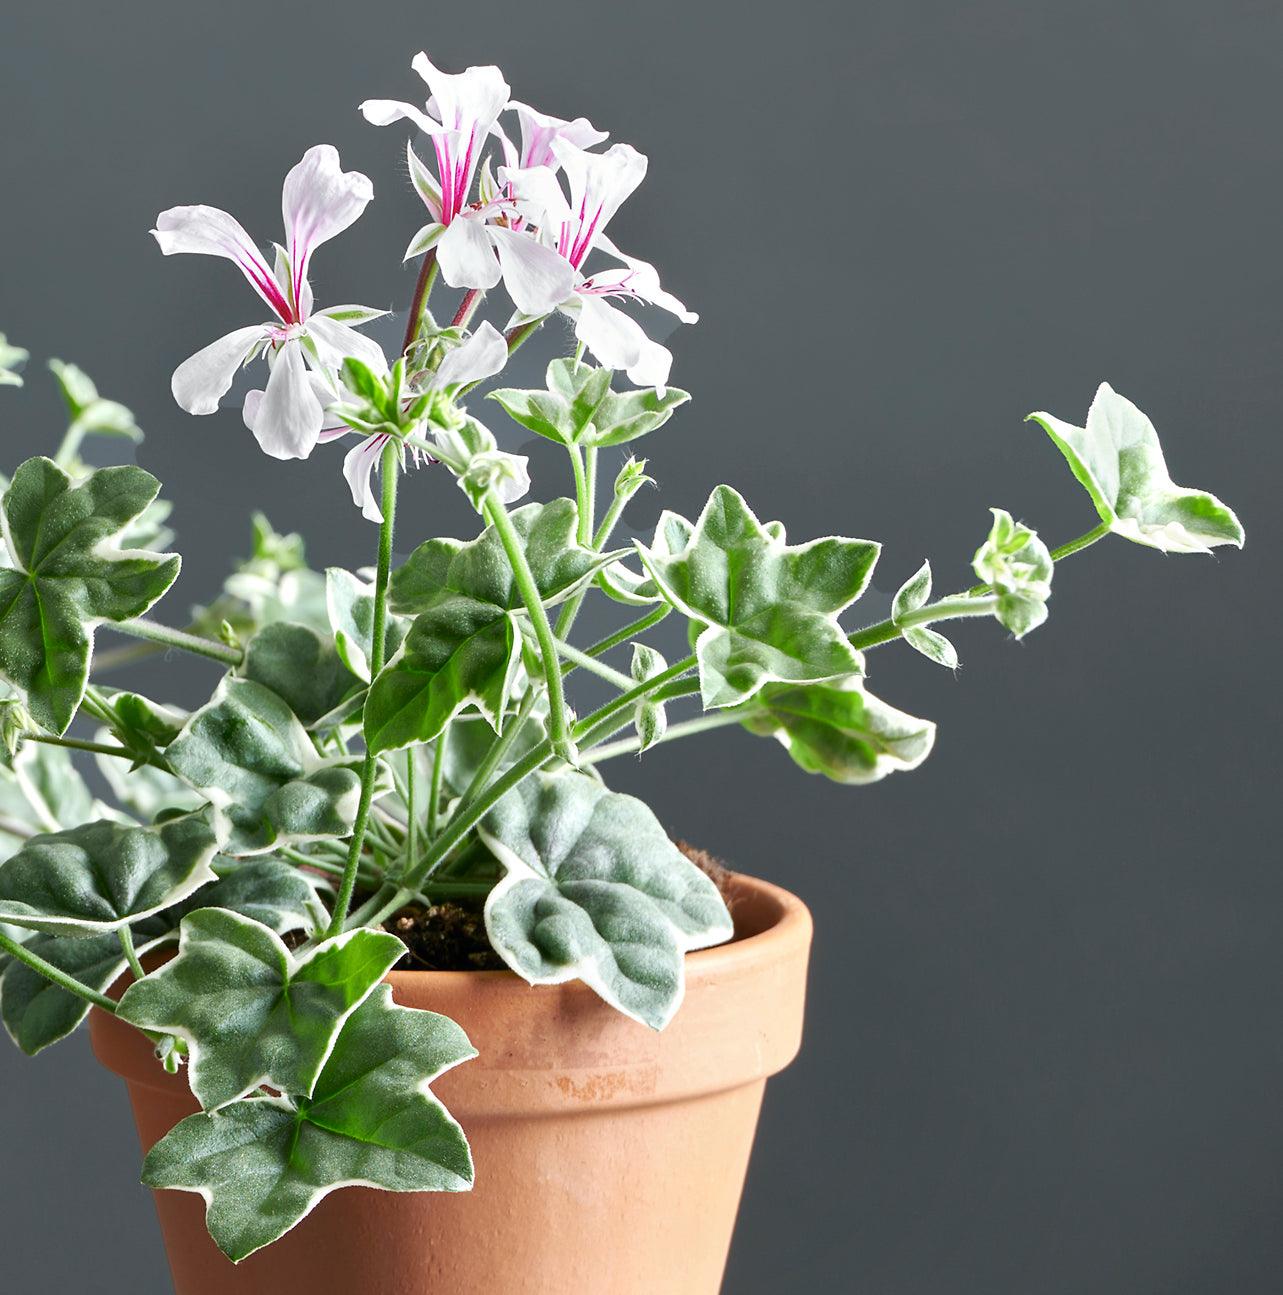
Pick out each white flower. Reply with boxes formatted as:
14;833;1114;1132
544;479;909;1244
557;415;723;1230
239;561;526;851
503;141;697;389
154;145;385;460
334;322;513;523
360;54;574;317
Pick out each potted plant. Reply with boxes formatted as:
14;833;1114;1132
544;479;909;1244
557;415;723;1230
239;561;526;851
0;49;1243;1295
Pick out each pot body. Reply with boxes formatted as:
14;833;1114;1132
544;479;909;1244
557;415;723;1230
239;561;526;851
90;871;812;1295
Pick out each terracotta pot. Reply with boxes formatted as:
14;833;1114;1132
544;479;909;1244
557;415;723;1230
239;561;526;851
90;870;812;1295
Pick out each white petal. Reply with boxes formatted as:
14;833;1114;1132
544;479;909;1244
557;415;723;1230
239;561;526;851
359;97;440;135
499;162;572;228
594;236;698;322
434;321;509;391
436;216;503;291
572;296;672;390
488;225;575;317
409;54;509;134
249;340;324;460
153;206;291;321
494;453;531;505
171;325;266;416
553;141;647;253
342;436;387;523
510;101;608;169
306;315;388;375
281;146;373;305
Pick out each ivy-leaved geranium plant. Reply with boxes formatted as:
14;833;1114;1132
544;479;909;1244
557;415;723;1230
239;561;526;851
0;51;1244;1263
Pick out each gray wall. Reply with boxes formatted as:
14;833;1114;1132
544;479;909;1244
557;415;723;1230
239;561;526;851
3;2;1281;1290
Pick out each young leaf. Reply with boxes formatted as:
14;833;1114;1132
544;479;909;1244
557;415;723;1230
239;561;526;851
117;909;405;1111
48;360;144;443
0;459;180;733
0;335;28;387
479;770;734;1029
973;508;1054;639
0;810;220;936
630;643;668;752
636;485;878;709
367;501;622;753
242;621;361;726
903;626;959;669
1;929;168;1056
141;986;474;1262
165;679;362;855
892;561;932;621
743;682;936;784
1027;383;1244;554
326;567;407;682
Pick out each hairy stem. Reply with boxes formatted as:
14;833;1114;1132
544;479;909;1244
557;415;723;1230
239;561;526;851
400;248;439;356
0;928;118;1013
29;733;139;762
580;709;749;764
325;439;400;939
108;618;241;667
118;927;146;981
554;638;634;690
574;606;671;663
451;289;483;331
427;730;446;839
483;491;575;763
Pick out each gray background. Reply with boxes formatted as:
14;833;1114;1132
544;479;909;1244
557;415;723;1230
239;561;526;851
2;1;1281;1290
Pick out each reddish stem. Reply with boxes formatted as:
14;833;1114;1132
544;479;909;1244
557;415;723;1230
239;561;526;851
400;248;439;356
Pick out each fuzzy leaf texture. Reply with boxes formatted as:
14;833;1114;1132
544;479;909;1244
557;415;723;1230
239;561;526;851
140;986;475;1262
117;908;404;1111
1027;383;1244;554
479;769;733;1029
0;810;219;936
0;458;180;732
365;500;621;752
636;485;877;708
973;508;1054;638
165;680;363;855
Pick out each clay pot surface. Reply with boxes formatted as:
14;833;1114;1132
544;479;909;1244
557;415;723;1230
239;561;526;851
90;870;813;1295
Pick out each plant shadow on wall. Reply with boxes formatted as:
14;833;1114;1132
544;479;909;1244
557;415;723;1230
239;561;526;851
0;48;1244;1272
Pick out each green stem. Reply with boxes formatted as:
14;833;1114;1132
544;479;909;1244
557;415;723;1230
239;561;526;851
455;687;540;821
575;606;671;663
580;709;749;764
55;419;87;469
0;929;118;1013
91;641;165;673
848;595;998;651
427;731;446;839
403;749;418;883
401;249;439;356
505;319;543;355
30;733;139;762
108;618;241;667
118;927;146;981
0;812;34;841
483;491;576;763
569;444;592;547
593;491;631;552
325;440;400;939
554;638;634;690
583;446;598;538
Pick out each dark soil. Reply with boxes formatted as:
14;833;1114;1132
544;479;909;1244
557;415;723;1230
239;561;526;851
381;841;740;973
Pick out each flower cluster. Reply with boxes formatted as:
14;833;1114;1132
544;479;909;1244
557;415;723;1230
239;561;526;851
156;52;695;520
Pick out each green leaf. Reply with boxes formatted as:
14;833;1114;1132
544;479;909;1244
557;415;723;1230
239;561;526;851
144;856;323;941
0;810;220;936
325;568;406;682
165;679;362;855
743;682;936;784
94;747;204;822
973;508;1054;639
0;334;29;387
1027;383;1244;554
0;459;180;733
48;360;144;443
96;688;188;748
243;622;360;726
1;929;167;1055
141;985;474;1262
892;561;932;621
479;770;733;1028
636;486;877;709
903;626;958;669
630;643;668;752
118;909;405;1111
491;360;688;448
0;741;94;847
367;501;621;753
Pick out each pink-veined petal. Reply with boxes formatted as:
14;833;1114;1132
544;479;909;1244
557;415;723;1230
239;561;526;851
342;435;388;523
499;163;573;230
433;321;509;391
488;225;575;317
510;101;608;169
436;216;503;292
306;315;388;375
171;325;267;416
153;206;292;322
281;145;373;316
410;54;509;134
249;339;324;460
552;141;648;265
589;235;698;323
571;295;673;391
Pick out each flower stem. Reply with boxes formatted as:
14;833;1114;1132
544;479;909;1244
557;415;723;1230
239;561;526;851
325;439;400;939
0;928;118;1013
427;730;446;839
29;734;139;762
403;749;418;882
581;709;750;764
569;445;592;546
554;638;634;690
108;618;241;667
400;248;439;356
451;289;483;331
505;319;543;354
483;491;576;763
574;606;671;663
